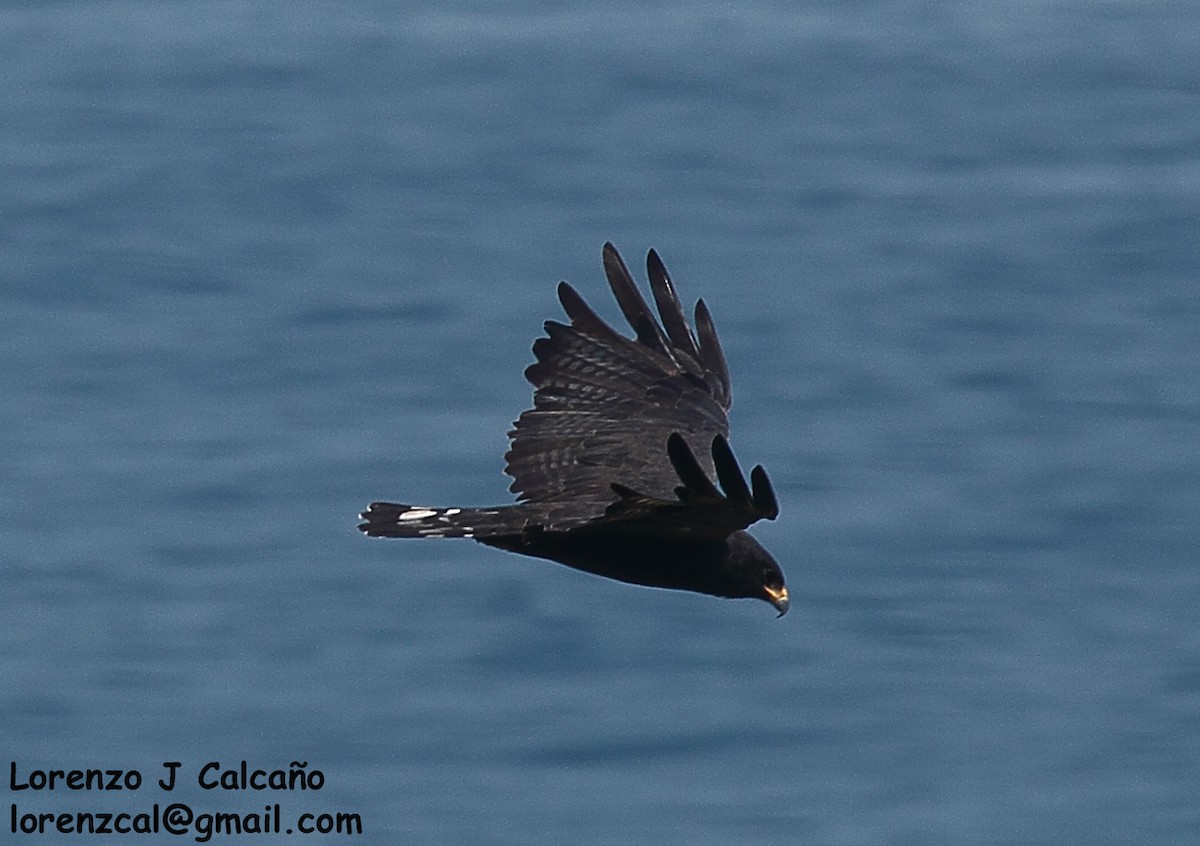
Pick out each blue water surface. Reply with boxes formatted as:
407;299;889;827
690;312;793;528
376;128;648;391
2;2;1198;843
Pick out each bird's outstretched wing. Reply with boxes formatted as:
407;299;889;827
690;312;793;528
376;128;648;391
504;243;743;521
583;432;779;539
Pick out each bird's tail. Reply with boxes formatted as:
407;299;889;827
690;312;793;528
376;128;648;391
358;502;534;539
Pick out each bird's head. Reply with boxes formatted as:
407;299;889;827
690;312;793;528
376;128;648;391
724;531;789;616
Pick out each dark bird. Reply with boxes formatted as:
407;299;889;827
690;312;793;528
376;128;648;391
358;243;788;615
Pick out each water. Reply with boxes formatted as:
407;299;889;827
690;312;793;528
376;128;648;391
3;2;1198;843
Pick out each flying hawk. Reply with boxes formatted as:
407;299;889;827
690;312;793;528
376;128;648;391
359;243;788;615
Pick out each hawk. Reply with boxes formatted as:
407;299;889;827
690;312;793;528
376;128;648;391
359;243;788;615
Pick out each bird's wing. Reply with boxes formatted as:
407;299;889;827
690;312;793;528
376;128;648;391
576;432;780;539
504;243;740;520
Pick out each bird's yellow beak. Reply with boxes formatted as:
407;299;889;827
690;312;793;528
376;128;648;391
764;585;789;617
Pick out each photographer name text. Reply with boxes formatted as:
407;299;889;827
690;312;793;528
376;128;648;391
10;760;323;792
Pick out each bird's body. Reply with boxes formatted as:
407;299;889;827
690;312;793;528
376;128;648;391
359;243;788;615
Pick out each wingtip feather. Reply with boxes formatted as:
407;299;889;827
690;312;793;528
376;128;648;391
711;434;753;507
694;298;731;408
647;248;701;361
750;465;779;519
667;433;721;499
